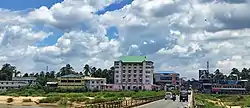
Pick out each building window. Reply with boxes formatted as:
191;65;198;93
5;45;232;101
146;75;149;78
139;79;142;82
128;86;130;90
101;81;103;83
128;70;131;73
134;70;137;73
123;70;126;73
123;74;126;78
122;86;125;90
134;74;137;77
116;75;119;78
116;80;119;83
146;71;150;73
134;79;137;82
115;71;119;73
92;81;95;83
122;79;126;82
134;67;136;69
128;74;131;78
146;80;150;82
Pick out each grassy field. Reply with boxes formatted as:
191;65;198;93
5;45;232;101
0;88;164;106
195;93;250;108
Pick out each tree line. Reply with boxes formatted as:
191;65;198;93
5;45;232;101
207;68;250;81
0;63;114;86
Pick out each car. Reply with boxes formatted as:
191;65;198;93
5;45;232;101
179;91;188;102
165;92;172;100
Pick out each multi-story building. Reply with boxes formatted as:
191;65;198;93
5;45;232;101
84;77;106;90
57;74;85;89
114;56;154;90
0;77;37;91
57;74;107;91
0;81;29;91
154;71;180;90
12;77;37;85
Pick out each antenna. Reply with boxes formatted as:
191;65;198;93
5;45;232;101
206;61;209;73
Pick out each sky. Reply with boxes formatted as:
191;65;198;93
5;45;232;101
0;0;250;79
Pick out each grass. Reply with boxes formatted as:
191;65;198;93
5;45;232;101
38;91;164;105
195;94;250;107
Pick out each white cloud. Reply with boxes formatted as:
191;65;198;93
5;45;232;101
0;0;250;79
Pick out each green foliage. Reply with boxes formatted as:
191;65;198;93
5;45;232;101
195;94;250;107
69;96;89;102
39;96;61;103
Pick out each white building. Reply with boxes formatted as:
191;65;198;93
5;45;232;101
0;81;29;91
84;77;106;91
114;56;154;90
12;77;37;85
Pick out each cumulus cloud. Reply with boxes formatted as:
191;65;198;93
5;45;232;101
0;0;249;78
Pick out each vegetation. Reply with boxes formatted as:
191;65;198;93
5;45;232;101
195;94;250;107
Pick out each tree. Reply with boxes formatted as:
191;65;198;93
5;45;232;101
0;63;17;80
240;68;249;80
49;71;55;78
45;72;50;78
40;71;45;77
13;70;21;77
23;73;29;77
83;64;90;76
107;67;115;84
213;69;224;82
230;68;240;80
59;64;74;76
91;67;96;76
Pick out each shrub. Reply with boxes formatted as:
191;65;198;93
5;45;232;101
69;97;89;102
7;98;13;103
23;98;32;102
39;96;61;103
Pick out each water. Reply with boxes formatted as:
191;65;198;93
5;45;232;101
0;104;57;108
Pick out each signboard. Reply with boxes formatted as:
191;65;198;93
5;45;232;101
199;70;209;80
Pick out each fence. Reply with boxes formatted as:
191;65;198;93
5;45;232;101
81;95;165;108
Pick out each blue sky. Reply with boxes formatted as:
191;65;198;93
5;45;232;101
0;0;133;46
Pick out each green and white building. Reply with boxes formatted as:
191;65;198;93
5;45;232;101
113;56;154;90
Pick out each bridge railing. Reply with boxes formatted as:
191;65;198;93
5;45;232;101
82;95;165;108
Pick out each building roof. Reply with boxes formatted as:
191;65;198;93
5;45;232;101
60;74;82;78
83;76;106;80
155;71;177;74
12;77;37;81
46;82;58;84
119;56;147;62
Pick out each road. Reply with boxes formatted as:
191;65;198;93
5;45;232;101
136;94;192;108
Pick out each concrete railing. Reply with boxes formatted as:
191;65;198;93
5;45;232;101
188;90;194;108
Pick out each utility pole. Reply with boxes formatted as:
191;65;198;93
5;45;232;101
46;66;48;72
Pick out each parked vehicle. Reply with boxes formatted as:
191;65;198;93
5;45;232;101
165;92;172;100
179;91;188;102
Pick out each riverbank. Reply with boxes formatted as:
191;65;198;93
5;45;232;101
0;96;58;107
